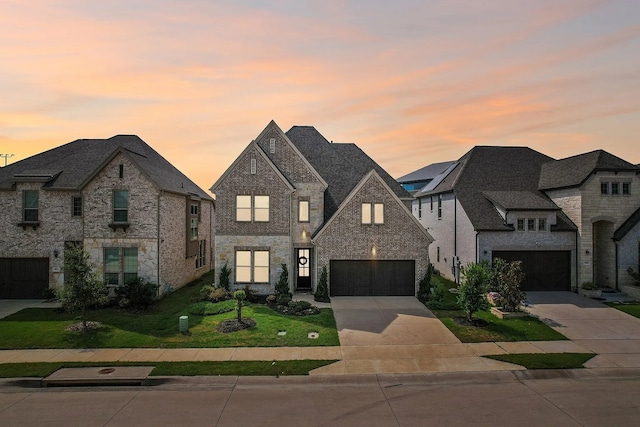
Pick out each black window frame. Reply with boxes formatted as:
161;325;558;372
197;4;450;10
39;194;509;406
72;196;82;217
23;190;39;222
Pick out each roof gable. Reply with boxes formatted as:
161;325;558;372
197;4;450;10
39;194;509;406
397;161;456;183
614;206;640;241
286;126;411;221
313;170;433;242
0;135;212;199
539;150;639;191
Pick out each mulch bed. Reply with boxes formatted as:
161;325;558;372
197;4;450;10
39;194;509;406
65;321;104;332
216;318;257;333
452;317;488;327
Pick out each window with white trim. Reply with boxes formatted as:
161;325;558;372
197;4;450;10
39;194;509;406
299;199;309;222
236;195;269;222
113;190;128;222
196;240;206;268
361;203;384;225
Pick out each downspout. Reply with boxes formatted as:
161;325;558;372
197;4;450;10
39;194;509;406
289;189;295;294
574;228;579;293
614;241;619;291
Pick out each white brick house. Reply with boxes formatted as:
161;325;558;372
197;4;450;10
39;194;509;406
211;121;432;296
404;147;640;293
0;135;213;298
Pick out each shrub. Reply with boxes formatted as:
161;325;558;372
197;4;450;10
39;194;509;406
457;262;490;321
266;294;277;305
581;281;598;290
242;284;258;303
418;263;433;302
218;262;231;291
627;268;640;286
187;300;237;316
58;244;109;331
491;258;526;312
200;285;230;302
275;264;290;298
314;265;330;303
116;277;158;311
277;294;292;306
276;299;320;316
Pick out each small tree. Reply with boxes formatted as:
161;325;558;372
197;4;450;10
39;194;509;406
457;262;490;322
234;290;246;322
59;244;108;332
628;268;640;286
314;265;330;303
275;263;290;304
418;263;434;302
491;258;526;312
218;262;231;291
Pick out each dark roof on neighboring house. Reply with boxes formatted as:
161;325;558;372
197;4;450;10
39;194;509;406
285;126;412;221
539;150;640;190
0;135;212;200
397;161;455;183
420;146;572;231
614;206;640;241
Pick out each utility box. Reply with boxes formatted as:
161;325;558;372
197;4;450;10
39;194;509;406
179;315;189;333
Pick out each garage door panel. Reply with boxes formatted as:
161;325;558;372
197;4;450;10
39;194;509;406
330;260;415;296
0;258;49;299
492;251;570;291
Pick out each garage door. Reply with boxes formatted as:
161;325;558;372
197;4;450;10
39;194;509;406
330;260;415;296
0;258;50;299
492;251;571;291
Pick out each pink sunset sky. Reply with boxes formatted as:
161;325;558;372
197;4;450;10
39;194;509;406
1;0;639;193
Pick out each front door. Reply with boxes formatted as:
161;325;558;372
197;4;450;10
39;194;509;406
296;248;311;290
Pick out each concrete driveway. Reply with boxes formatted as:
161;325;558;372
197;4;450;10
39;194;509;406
527;292;640;368
0;299;61;319
312;296;517;374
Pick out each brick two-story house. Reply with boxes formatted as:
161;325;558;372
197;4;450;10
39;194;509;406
211;121;432;296
0;135;213;298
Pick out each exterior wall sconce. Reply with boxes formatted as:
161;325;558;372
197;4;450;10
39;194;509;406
371;245;377;256
302;230;306;239
585;250;590;255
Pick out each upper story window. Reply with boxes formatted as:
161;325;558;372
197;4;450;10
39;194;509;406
430;196;433;212
236;195;269;222
527;219;536;231
623;183;631;195
113;191;128;222
418;198;422;219
611;182;620;195
361;203;384;225
538;218;546;231
299;199;309;222
119;164;124;179
517;217;546;232
72;196;82;217
517;219;525;231
189;202;200;240
437;195;442;219
601;182;609;195
23;190;39;222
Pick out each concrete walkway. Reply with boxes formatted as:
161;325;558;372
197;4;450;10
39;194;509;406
2;293;640;375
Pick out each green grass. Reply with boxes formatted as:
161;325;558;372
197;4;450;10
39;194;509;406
426;275;567;343
606;302;640;319
484;353;595;369
0;360;338;378
0;271;339;349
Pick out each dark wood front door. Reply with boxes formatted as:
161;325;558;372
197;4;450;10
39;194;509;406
296;249;311;290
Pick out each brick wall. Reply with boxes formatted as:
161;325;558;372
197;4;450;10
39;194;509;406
315;173;430;295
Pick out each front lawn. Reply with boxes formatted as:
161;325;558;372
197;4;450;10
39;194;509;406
484;353;595;369
606;302;640;319
0;360;338;378
0;271;339;349
426;275;567;343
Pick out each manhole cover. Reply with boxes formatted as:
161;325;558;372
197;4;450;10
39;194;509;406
99;368;116;375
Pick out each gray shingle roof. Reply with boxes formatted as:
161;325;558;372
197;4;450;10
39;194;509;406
0;135;212;200
397;161;455;183
285;126;411;221
539;150;640;190
614;206;640;241
420;146;571;231
482;191;560;211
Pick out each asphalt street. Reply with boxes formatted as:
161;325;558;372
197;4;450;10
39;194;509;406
2;369;640;426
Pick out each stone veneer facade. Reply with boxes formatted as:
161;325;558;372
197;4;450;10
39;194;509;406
547;171;640;288
0;152;213;295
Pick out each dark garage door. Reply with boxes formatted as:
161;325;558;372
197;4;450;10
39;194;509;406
492;251;571;291
330;260;415;296
0;258;49;299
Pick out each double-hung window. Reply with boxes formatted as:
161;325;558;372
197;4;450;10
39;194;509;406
235;250;269;283
104;247;138;287
72;196;82;217
190;202;200;241
113;191;128;222
236;195;269;222
23;190;39;222
437;195;442;219
196;240;206;268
